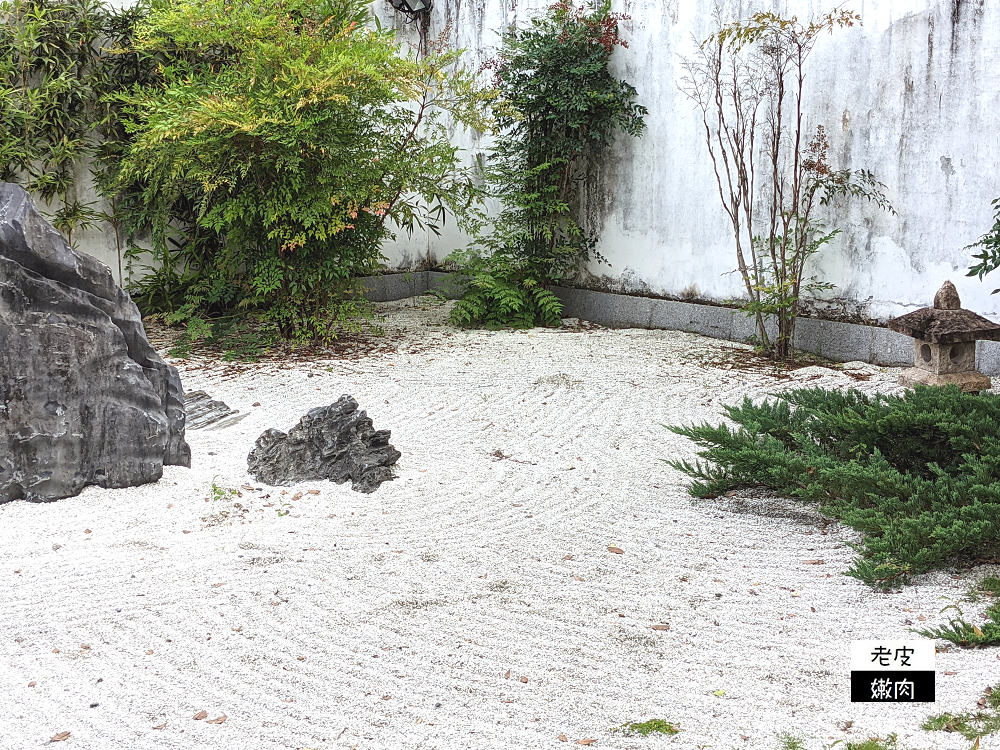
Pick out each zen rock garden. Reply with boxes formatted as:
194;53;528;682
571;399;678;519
3;1;1000;747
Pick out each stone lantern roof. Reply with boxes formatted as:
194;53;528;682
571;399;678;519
888;281;1000;344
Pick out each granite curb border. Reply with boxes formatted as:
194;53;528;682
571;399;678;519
355;272;1000;375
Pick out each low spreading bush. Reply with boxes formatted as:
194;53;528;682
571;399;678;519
667;385;1000;587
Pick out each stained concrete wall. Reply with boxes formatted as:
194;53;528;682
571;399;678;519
379;0;1000;324
68;0;1000;325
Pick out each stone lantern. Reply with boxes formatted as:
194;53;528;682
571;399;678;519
887;280;1000;392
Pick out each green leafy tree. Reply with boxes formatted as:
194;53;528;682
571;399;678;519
109;0;491;344
450;0;646;328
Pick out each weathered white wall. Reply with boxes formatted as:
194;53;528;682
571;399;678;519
382;0;1000;322
72;0;1000;322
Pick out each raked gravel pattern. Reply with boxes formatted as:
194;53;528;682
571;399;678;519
2;297;999;750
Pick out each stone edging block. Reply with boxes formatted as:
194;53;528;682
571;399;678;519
353;272;1000;375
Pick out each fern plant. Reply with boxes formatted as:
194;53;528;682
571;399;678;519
667;385;1000;588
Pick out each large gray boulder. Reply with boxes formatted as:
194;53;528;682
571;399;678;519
247;395;400;493
0;183;190;503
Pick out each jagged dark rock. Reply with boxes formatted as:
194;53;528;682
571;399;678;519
247;395;400;493
0;183;190;503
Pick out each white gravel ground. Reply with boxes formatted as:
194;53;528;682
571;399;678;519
2;297;999;750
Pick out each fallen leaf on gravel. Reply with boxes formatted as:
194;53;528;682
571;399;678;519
182;530;191;534
241;485;253;491
206;715;227;724
562;555;573;560
381;695;391;700
51;732;70;742
974;625;985;637
84;529;91;534
307;490;320;495
652;624;670;631
576;740;596;746
607;546;624;555
574;576;584;581
28;681;36;687
231;627;242;632
81;644;90;650
559;735;568;742
504;670;511;679
253;402;261;407
153;723;166;730
146;650;153;655
293;492;303;501
14;568;21;573
297;656;305;661
944;671;957;675
979;696;988;707
167;504;173;509
212;582;226;588
803;559;825;565
193;710;208;720
918;615;926;621
791;592;801;597
713;690;726;696
52;649;60;653
519;676;528;683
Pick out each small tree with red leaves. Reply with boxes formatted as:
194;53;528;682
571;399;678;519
681;10;894;360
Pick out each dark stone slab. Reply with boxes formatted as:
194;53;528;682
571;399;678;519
247;395;400;493
649;299;735;339
0;183;190;503
554;286;654;329
427;270;470;300
356;272;428;303
184;390;247;431
794;318;875;362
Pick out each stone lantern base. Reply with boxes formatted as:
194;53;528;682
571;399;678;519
899;368;992;393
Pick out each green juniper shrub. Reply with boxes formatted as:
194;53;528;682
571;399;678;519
109;0;492;350
449;0;646;328
667;385;1000;588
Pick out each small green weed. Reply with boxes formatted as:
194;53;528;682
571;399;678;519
914;577;1000;647
843;737;901;750
777;732;906;750
210;478;237;502
777;733;807;750
922;683;1000;740
611;719;680;737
